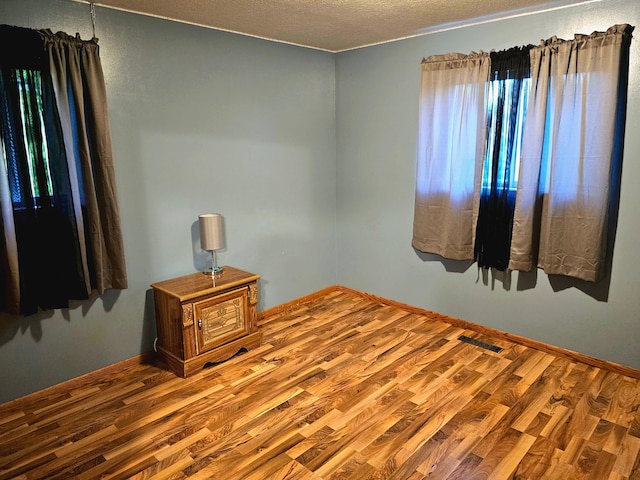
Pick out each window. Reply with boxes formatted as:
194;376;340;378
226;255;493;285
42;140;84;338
481;76;529;193
0;25;127;315
413;24;633;282
474;46;531;271
2;68;55;207
15;69;54;202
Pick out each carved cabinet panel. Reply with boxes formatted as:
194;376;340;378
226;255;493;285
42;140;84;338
194;287;249;354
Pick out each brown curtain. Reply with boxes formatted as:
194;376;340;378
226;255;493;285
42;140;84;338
509;24;633;281
412;52;490;260
41;30;127;294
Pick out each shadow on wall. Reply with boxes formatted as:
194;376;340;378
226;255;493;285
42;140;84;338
0;310;54;346
413;248;611;302
143;288;157;353
0;289;122;347
414;249;474;274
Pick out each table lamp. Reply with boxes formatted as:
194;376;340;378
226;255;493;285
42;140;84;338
199;213;225;276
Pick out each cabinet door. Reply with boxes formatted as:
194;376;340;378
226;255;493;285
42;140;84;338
194;287;249;354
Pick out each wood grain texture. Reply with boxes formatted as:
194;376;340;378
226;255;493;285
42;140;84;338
1;288;639;479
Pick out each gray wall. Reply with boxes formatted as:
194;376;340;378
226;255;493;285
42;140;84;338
336;0;640;370
1;0;639;404
0;0;337;403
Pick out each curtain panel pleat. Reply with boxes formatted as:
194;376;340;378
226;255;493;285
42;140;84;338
41;30;128;294
510;24;633;281
412;52;490;260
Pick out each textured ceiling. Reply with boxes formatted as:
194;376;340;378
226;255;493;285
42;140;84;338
79;0;595;52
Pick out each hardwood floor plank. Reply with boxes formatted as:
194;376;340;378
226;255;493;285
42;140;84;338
511;435;560;479
2;288;640;479
612;435;640;478
481;430;537;479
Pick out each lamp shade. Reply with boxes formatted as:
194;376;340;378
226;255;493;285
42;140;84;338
199;213;225;251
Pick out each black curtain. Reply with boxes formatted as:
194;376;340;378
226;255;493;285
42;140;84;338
0;25;86;315
474;46;531;271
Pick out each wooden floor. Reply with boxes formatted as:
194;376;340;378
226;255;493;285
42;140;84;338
1;289;640;479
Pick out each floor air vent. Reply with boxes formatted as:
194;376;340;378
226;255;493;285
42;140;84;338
458;335;503;353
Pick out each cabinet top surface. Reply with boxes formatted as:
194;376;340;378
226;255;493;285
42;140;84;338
151;266;259;301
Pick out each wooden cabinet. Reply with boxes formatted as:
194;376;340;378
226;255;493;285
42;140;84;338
151;267;261;377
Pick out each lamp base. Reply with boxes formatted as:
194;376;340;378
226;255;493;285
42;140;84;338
203;266;224;276
203;250;223;276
